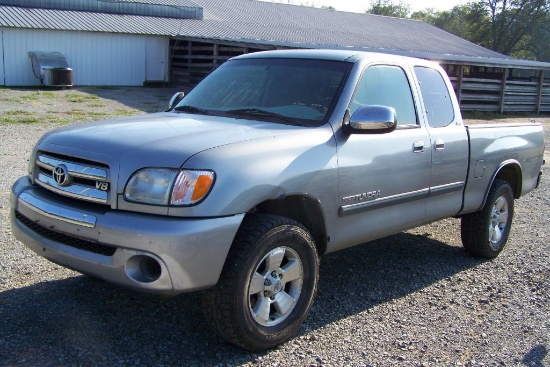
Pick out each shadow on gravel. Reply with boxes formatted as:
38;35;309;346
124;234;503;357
0;232;484;366
523;345;548;367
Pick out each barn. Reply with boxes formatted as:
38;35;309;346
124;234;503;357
1;0;550;113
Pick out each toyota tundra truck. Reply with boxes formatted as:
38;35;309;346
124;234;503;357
10;50;544;350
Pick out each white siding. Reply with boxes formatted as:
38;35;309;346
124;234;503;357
0;28;169;86
0;30;4;85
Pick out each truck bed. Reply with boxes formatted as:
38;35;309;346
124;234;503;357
461;122;544;214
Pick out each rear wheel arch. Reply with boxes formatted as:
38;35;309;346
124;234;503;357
493;161;522;199
474;161;521;213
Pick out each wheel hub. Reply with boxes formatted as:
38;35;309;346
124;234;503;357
248;246;304;327
489;195;509;248
273;280;282;294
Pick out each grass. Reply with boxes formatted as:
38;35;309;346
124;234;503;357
5;110;29;115
0;87;159;124
1;106;140;125
0;110;41;124
19;94;40;101
115;109;137;115
44;113;72;124
66;93;99;103
56;109;139;121
39;91;57;98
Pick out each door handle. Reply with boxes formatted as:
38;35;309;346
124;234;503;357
434;139;445;150
413;140;425;153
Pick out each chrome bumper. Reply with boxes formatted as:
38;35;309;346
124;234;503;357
10;176;244;295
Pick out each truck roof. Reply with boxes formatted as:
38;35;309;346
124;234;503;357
232;49;415;64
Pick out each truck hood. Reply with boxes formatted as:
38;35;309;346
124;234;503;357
37;112;296;168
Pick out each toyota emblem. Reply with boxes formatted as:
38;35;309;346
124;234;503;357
53;164;70;186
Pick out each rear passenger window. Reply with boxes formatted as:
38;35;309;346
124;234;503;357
414;66;454;127
350;65;417;125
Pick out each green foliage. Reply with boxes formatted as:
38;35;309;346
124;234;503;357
384;0;550;61
367;0;411;18
521;15;550;61
486;0;549;59
412;2;490;46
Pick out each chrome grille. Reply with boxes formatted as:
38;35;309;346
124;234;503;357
34;153;111;205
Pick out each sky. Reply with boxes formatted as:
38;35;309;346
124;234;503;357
261;0;467;14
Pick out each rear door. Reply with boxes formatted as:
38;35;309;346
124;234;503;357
413;65;469;221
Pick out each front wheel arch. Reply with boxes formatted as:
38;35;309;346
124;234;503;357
255;195;328;256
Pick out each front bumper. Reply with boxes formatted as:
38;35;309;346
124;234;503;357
10;176;244;295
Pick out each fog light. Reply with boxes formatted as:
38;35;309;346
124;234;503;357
126;255;162;283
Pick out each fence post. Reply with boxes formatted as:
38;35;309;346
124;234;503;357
499;68;507;114
457;65;463;106
213;43;219;67
536;70;544;114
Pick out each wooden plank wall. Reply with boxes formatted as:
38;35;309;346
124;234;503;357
445;65;550;113
169;39;275;88
168;40;550;114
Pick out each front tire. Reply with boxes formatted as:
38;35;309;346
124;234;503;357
202;214;319;351
461;179;515;258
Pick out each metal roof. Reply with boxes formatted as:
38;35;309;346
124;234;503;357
0;6;188;34
0;0;202;19
1;0;549;70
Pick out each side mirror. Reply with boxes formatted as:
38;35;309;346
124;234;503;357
168;92;185;110
344;105;397;134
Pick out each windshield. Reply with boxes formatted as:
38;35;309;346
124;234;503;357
175;58;352;126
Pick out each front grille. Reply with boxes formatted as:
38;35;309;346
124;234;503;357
15;211;117;257
34;152;111;205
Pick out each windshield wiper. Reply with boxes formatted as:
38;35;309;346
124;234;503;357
226;108;303;126
173;105;211;115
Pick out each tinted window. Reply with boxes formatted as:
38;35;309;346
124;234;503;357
414;66;454;128
179;58;351;126
350;65;417;125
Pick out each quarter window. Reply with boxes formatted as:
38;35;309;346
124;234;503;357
350;65;417;125
414;66;455;127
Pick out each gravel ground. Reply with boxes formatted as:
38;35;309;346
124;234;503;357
0;87;549;367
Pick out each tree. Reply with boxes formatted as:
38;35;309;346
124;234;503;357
410;8;439;23
367;0;550;61
367;0;411;18
514;11;550;60
412;3;490;47
485;0;549;56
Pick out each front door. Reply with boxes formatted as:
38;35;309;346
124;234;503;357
332;64;432;251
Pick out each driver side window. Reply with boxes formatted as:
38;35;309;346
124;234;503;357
350;65;417;125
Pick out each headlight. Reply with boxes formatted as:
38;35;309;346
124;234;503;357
124;168;215;206
171;170;215;205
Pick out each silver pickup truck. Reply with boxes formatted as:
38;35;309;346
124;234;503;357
11;50;544;350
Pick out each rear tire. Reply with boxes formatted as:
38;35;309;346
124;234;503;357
461;179;514;258
202;214;319;351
